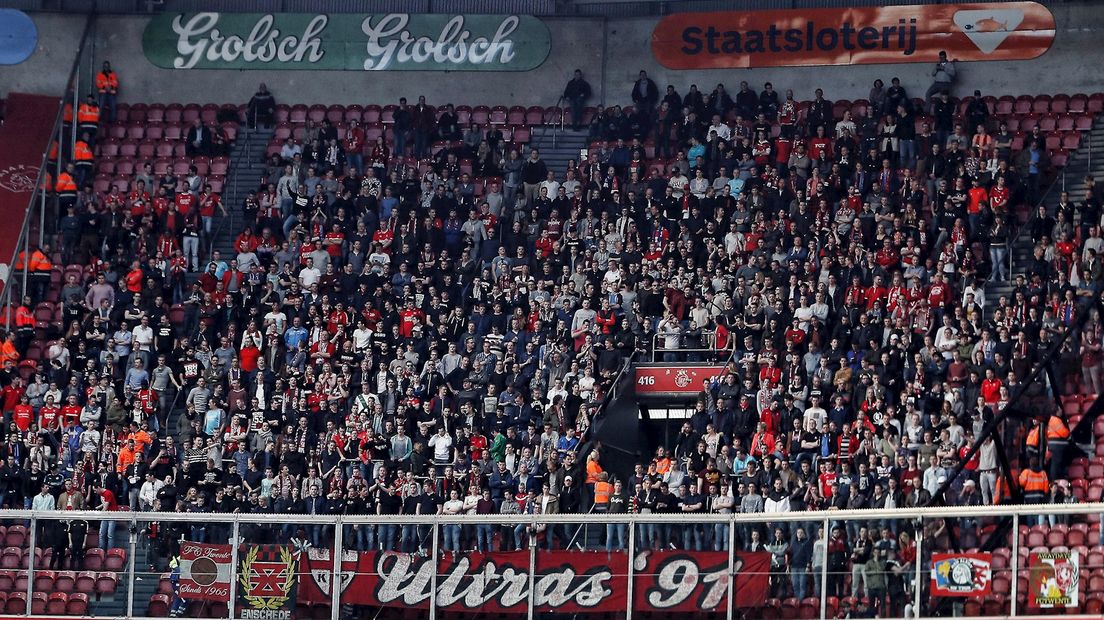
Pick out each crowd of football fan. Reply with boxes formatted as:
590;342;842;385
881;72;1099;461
2;59;1103;613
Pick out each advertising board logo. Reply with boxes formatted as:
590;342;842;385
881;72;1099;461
953;9;1025;53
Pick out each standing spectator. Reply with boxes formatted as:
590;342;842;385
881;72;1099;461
563;69;592;130
247;83;275;128
926;51;957;101
95;61;119;122
631;70;658;115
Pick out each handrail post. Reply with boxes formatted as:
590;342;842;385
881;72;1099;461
626;516;636;620
126;514;137;618
725;514;736;620
1010;512;1020;616
26;515;36;618
228;520;239;620
429;521;439;620
330;519;343;619
526;517;537;618
913;521;924;617
819;516;829;620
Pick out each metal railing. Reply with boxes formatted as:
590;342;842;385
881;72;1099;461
650;328;719;362
1;14;94;328
0;502;1101;620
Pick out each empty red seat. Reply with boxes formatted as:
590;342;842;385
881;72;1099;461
33;569;54;592
181;104;201;123
289;104;308;123
30;591;47;615
83;548;105;571
66;592;89;615
95;572;118;594
489;105;507;124
0;547;20;569
54;570;76;592
148;593;171;617
46;591;67;615
5;591;26;615
105;548;127;570
308;104;327;123
146;104;166;123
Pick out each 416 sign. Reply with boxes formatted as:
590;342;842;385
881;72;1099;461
634;366;726;395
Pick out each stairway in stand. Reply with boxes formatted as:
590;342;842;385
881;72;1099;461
528;127;589;176
208;126;273;264
984;117;1104;314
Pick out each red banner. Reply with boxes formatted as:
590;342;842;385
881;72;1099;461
298;549;770;613
634;365;726;395
930;552;992;596
177;542;233;601
652;2;1055;69
0;93;58;284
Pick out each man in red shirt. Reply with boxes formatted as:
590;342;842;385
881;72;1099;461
61;394;82;426
12;394;33;432
398;300;425;338
39;394;61;430
344;119;365;173
175;189;196;216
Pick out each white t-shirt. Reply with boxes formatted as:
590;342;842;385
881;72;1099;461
428;433;453;462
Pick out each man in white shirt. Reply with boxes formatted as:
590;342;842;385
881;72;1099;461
130;316;154;369
298;257;321;288
708;114;731;141
539;170;560;198
428;427;454;464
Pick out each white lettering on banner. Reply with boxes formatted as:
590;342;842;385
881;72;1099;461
642;554;732;610
170;13;327;69
362;14;519;70
373;553;613;609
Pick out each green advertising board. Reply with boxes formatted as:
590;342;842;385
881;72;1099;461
142;13;551;71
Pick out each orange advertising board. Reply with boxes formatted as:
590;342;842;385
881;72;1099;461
652;2;1055;69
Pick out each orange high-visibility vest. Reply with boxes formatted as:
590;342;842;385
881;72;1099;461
1046;415;1070;440
77;103;99;124
14;305;33;328
48;141;59;163
55;172;77;193
63;102;73;123
0;340;19;364
74;141;94;162
15;250;53;272
96;71;118;94
594;481;611;505
1018;468;1049;494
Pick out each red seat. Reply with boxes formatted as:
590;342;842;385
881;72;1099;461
83;547;105;570
1062;132;1082;150
289;104;308;123
54;570;76;592
75;571;96;594
46;592;67;615
0;570;13;591
182;103;201;124
0;547;20;569
1076;114;1094;131
308;104;327;123
148;593;171;617
5;591;26;615
343;105;363;124
1032;95;1051;114
201;103;220;124
33;569;54;592
30;591;47;615
105;547;127;570
146;104;166;123
66;592;89;615
164;103;183;123
95;571;118;594
489;105;507;125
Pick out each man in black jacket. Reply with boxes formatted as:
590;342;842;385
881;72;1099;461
563;69;592;130
631;70;658;114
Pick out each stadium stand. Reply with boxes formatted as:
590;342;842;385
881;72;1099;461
3;14;1104;620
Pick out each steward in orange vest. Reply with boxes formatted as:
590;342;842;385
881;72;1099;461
96;61;119;122
77;94;100;134
56;163;78;209
13;295;35;354
1017;457;1049;503
73;132;95;186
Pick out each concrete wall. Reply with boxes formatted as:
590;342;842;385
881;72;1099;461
1;4;1101;108
0;13;86;99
